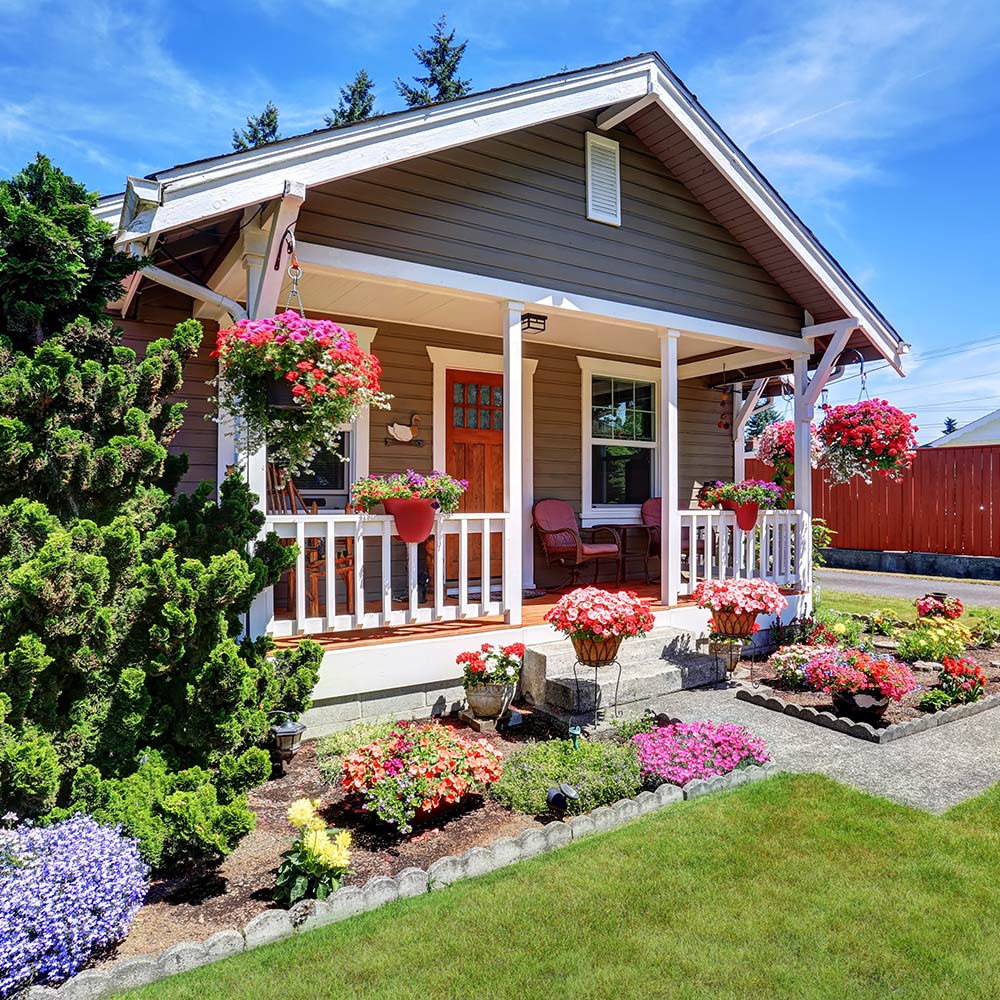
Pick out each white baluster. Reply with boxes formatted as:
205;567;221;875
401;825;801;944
480;517;491;617
433;520;445;620
458;518;469;618
407;541;419;621
380;519;392;626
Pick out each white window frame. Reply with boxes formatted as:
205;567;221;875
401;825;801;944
578;355;660;525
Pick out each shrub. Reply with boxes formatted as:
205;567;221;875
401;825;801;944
342;722;503;834
803;648;917;701
918;689;954;713
971;610;1000;648
610;714;657;743
274;798;351;906
0;814;147;995
938;657;988;704
770;644;827;688
490;738;641;815
896;620;971;663
315;720;397;784
632;722;769;786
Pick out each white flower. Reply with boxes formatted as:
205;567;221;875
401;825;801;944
506;666;515;677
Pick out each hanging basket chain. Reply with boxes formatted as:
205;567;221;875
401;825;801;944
274;224;307;318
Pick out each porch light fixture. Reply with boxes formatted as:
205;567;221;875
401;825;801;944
546;783;580;816
521;313;547;334
269;710;306;771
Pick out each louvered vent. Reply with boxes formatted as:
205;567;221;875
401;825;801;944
585;132;621;226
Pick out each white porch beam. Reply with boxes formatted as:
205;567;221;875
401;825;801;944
502;302;524;625
250;180;306;319
792;357;814;601
801;317;861;340
659;330;681;607
732;377;766;481
596;93;658;131
801;324;854;410
678;348;805;382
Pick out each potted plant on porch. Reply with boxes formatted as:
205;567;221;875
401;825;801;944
544;587;656;666
457;641;526;718
211;310;391;475
350;469;469;543
693;578;788;639
699;479;784;530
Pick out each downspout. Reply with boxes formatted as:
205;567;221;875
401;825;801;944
140;264;248;321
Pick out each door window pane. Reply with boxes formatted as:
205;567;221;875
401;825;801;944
492;386;503;406
494;410;503;430
453;406;464;427
591;445;652;505
466;408;478;429
453;382;465;404
467;384;478;405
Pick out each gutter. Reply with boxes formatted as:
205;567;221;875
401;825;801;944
141;264;247;321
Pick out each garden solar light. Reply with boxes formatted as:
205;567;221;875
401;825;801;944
568;725;581;750
546;783;579;815
269;710;306;769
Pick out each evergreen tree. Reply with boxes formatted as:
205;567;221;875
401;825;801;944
745;405;779;444
325;68;378;126
232;99;282;151
395;15;472;108
0;157;321;868
943;417;959;435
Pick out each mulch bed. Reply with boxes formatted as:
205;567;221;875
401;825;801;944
750;647;1000;727
102;708;558;963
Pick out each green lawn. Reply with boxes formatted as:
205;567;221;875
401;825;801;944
122;775;1000;1000
817;588;995;627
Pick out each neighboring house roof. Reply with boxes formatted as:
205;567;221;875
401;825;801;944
96;52;904;369
925;408;1000;447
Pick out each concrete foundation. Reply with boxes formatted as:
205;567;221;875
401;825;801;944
821;547;1000;581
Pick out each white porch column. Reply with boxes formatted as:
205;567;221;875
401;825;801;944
792;356;814;597
502;302;524;624
732;385;745;482
659;330;681;607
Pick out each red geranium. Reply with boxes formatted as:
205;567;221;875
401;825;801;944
818;399;917;484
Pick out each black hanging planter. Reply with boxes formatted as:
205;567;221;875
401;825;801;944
267;377;300;411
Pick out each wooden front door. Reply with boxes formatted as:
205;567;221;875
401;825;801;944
446;369;504;583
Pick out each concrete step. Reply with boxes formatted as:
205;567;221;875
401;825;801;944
521;626;721;723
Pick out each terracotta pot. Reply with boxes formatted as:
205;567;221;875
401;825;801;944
571;633;623;666
266;377;300;411
711;609;758;639
465;682;515;719
833;689;890;723
382;497;436;543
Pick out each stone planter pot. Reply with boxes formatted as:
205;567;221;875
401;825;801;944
571;634;623;667
833;689;890;723
465;682;515;719
382;497;436;543
266;377;300;411
711;610;758;639
709;640;743;675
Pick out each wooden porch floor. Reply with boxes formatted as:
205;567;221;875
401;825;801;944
271;581;696;652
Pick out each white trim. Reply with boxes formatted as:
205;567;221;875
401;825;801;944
678;347;808;382
801;324;853;410
502;303;524;624
295;242;804;355
577;355;660;523
585;132;622;227
659;330;681;606
732;378;766;481
425;345;538;589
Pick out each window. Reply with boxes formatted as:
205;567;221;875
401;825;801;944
579;357;659;521
585;132;621;226
268;432;352;509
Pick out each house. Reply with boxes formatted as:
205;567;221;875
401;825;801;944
94;53;906;733
926;409;1000;448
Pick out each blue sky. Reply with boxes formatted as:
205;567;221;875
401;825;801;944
2;0;999;441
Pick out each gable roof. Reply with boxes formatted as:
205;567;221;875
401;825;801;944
926;407;1000;447
96;52;903;368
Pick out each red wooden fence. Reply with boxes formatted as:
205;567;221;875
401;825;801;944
746;445;1000;557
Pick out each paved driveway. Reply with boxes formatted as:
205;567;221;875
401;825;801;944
817;568;999;607
658;680;1000;813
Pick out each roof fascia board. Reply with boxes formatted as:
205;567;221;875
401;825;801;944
647;66;901;365
926;409;999;446
124;61;652;242
294;241;804;354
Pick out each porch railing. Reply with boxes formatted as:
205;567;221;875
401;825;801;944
678;508;811;594
265;512;510;637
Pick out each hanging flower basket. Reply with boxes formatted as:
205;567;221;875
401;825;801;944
544;587;656;665
817;399;917;484
211;311;392;475
352;470;469;543
700;480;782;530
756;420;823;499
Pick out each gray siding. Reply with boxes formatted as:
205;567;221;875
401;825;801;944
299;113;804;336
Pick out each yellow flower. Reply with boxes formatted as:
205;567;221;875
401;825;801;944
287;797;320;831
303;826;351;871
833;623;847;635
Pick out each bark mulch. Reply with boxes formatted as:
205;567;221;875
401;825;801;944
751;647;1000;728
106;708;557;962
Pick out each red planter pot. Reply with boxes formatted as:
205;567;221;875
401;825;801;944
720;499;759;531
382;497;436;543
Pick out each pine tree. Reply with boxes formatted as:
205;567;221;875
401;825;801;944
0;157;321;867
943;417;959;435
232;99;282;151
325;68;378;126
395;15;472;108
746;405;780;444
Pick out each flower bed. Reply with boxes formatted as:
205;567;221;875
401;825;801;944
632;722;770;785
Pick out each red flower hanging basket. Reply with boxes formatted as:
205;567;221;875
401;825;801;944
818;399;917;484
382;497;436;543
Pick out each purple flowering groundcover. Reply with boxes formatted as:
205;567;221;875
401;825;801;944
0;814;148;998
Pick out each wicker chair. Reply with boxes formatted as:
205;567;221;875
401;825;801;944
531;498;622;588
640;498;705;585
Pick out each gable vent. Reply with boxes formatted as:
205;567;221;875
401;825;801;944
585;132;621;226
